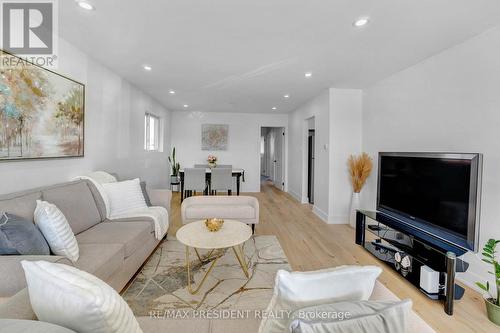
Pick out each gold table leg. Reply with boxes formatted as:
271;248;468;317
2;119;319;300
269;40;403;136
193;248;216;262
232;245;249;278
186;246;219;295
185;244;250;295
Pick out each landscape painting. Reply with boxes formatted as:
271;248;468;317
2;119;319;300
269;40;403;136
201;124;228;150
0;51;85;161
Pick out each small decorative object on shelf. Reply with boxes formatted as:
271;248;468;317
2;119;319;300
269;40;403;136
476;239;500;326
348;153;373;228
207;155;217;168
168;147;180;183
205;218;224;232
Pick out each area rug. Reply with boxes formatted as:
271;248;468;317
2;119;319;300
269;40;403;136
123;235;290;316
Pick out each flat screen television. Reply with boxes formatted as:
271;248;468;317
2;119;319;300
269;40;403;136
377;152;482;252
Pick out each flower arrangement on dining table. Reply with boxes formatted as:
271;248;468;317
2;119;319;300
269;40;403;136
207;155;217;168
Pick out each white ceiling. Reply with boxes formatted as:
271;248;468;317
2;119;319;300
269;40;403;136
60;0;500;113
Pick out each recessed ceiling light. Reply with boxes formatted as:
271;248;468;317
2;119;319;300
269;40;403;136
272;107;277;110
77;1;94;10
143;65;152;71
284;94;290;99
353;17;370;27
183;104;189;108
169;90;175;94
304;72;312;78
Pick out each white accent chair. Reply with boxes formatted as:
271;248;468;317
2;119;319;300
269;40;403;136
181;196;259;233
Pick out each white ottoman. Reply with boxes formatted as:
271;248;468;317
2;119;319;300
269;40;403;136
181;196;259;232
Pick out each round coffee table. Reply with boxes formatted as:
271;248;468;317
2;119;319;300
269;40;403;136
176;219;252;294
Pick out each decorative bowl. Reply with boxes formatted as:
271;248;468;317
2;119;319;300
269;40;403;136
205;218;224;232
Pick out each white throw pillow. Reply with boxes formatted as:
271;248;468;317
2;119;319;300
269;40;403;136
21;260;143;333
34;200;79;262
86;171;118;184
102;179;147;219
288;299;412;333
258;265;383;333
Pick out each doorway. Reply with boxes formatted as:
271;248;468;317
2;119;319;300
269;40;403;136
307;117;315;204
260;127;286;191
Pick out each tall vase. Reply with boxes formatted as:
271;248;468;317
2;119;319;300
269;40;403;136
349;192;360;228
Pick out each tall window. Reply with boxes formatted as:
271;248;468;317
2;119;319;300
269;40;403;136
144;113;160;151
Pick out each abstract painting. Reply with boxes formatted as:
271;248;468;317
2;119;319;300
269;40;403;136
0;50;85;161
201;124;228;150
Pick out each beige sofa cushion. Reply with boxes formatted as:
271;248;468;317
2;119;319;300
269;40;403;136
137;317;261;333
42;182;102;235
75;243;124;282
0;192;42;223
0;255;72;297
76;222;153;258
186;204;256;219
211;318;261;333
0;289;36;320
137;317;210;333
0;319;76;333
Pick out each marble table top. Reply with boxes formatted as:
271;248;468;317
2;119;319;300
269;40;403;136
176;220;252;249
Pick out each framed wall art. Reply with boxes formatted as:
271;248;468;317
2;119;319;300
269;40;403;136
0;50;85;161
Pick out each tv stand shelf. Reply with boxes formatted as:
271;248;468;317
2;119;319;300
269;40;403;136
355;210;469;315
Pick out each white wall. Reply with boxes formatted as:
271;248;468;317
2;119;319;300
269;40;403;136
170;111;288;192
288;90;330;220
287;89;362;224
362;26;500;289
329;89;363;223
0;38;171;195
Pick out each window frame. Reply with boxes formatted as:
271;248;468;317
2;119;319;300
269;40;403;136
144;112;161;152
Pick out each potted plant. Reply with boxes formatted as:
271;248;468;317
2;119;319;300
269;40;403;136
207;155;217;168
476;239;500;326
347;153;373;228
168;147;180;183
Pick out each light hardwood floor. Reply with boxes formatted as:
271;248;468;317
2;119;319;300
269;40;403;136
169;181;498;333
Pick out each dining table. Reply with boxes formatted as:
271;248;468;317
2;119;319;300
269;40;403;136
179;168;245;201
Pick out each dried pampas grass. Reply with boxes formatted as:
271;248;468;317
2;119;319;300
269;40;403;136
348;153;373;193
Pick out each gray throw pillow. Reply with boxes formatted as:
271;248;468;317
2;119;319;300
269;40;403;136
140;181;152;207
288;299;412;333
0;213;50;255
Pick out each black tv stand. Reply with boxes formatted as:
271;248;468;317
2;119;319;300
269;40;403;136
355;210;469;315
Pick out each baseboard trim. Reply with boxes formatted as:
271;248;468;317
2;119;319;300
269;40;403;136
288;189;301;202
328;215;349;225
456;270;487;294
288;189;309;203
312;206;328;223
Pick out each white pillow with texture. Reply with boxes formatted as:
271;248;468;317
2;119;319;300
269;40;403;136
288;299;413;333
102;178;147;219
258;265;383;333
34;200;79;262
86;171;118;184
21;260;143;333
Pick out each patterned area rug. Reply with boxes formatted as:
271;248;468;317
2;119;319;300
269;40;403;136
123;235;290;316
